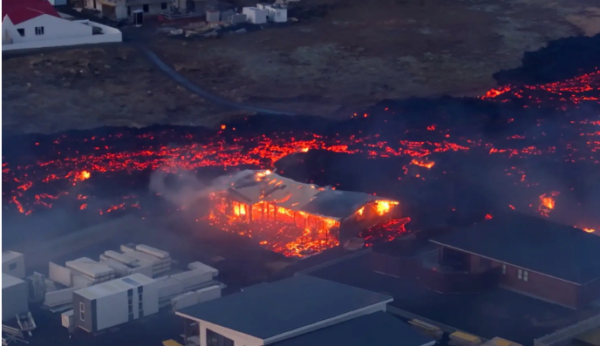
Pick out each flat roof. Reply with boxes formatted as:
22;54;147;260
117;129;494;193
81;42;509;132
273;312;434;346
430;213;600;284
3;251;23;263
2;273;25;289
177;275;392;339
75;273;154;300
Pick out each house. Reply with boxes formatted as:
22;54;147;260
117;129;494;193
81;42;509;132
429;213;600;309
3;0;122;50
84;0;170;20
72;273;159;333
175;275;434;346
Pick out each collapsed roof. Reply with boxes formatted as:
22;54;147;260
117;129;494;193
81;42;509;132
224;170;396;221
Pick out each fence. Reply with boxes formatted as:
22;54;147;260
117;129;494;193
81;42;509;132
534;313;600;346
3;21;121;51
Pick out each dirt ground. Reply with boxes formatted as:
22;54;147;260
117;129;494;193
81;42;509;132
2;46;240;134
3;0;600;133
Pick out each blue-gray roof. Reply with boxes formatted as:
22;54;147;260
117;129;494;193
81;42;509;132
177;275;392;339
273;312;433;346
430;213;600;284
301;190;377;220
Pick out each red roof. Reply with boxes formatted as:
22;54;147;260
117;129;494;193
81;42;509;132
3;0;61;25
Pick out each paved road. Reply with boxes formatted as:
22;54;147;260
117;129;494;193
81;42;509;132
134;43;298;116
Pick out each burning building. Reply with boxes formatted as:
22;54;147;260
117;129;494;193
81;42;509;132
207;170;401;258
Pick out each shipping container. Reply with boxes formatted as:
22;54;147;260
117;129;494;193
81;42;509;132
3;251;26;279
2;273;29;322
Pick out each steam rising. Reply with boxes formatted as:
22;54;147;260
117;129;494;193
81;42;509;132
149;169;255;207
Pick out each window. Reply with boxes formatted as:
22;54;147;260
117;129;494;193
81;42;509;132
206;329;234;346
35;27;44;35
501;264;506;275
517;269;522;280
523;270;529;282
127;6;131;16
17;28;25;37
9;263;17;270
161;2;167;9
79;302;85;321
143;4;149;12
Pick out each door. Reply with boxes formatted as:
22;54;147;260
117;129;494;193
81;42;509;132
134;11;144;25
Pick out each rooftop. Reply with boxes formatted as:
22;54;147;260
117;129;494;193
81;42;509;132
310;254;600;346
2;273;25;289
2;250;23;263
75;273;155;300
430;213;600;284
273;311;434;346
176;275;392;340
2;0;60;25
228;170;389;220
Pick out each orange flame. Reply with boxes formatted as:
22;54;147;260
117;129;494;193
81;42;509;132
410;159;435;169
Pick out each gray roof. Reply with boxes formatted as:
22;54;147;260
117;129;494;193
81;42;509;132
430;213;600;284
301;190;377;220
273;312;434;346
177;275;392;339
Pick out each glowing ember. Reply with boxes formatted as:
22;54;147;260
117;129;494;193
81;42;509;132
361;217;411;245
374;200;399;216
485;214;493;220
538;191;560;217
411;159;435;169
583;228;596;233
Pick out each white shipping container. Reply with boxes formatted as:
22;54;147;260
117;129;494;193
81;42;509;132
129;262;154;278
49;262;73;287
99;257;131;277
104;251;137;266
61;310;74;328
44;287;78;307
123;250;165;265
187;262;219;277
3;251;26;279
157;277;184;299
2;274;29;321
242;7;267;24
171;291;198;311
135;244;170;259
196;285;221;304
72;274;94;288
66;258;114;279
171;269;212;287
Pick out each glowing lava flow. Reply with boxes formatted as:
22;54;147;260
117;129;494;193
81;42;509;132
482;69;600;106
538;191;560;217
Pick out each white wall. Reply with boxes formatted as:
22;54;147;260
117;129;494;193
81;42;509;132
128;3;164;16
2;252;26;279
96;290;129;331
11;14;92;44
3;21;122;51
198;320;263;346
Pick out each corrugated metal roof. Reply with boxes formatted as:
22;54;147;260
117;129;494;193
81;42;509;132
430;212;600;284
176;275;392;339
228;170;390;220
273;312;434;346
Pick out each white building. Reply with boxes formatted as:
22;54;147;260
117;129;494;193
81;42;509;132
242;7;267;24
175;275;435;346
2;0;122;51
264;4;287;23
84;0;169;20
3;251;26;279
3;274;29;322
72;273;159;333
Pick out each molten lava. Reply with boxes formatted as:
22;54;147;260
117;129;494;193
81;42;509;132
538;191;560;217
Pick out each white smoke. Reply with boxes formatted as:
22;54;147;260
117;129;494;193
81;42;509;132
149;169;256;207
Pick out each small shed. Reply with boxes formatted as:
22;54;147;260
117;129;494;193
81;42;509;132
242;7;267;24
265;4;287;23
2;273;29;321
206;9;220;23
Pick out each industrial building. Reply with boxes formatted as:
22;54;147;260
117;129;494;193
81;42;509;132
175;275;435;346
208;170;400;257
429;213;600;309
71;273;159;333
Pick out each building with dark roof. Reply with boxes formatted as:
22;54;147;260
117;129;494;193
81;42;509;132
430;213;600;309
175;275;433;346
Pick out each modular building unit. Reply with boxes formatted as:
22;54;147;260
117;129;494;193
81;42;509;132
3;273;29;321
265;4;287;23
72;273;159;333
243;7;267;24
3;251;26;279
